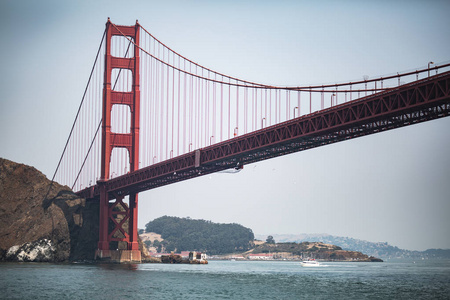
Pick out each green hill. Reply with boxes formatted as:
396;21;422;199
144;216;254;255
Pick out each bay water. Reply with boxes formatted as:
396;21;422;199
1;259;449;299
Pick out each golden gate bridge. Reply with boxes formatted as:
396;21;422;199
50;19;450;261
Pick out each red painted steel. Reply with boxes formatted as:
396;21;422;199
98;19;140;252
77;71;450;201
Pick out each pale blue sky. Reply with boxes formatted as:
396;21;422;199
1;0;449;251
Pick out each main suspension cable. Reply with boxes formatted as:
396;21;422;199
113;22;450;92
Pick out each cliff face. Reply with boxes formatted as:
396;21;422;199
0;158;99;262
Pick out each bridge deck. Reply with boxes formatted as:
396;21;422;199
77;71;450;200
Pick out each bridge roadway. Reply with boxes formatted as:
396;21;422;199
77;71;450;201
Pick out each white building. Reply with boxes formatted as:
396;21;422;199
247;253;274;260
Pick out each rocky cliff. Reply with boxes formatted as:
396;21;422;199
0;158;99;262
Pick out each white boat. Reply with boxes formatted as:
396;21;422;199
300;260;321;267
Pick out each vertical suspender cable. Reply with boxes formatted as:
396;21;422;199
228;79;231;139
197;68;200;148
279;90;281;123
172;52;175;157
236;80;239;135
264;89;267;126
269;89;272;126
206;73;209;145
275;89;278;124
245;87;248;134
183;60;187;153
190;64;193;150
213;74;216;144
166;50;169;159
260;89;263;127
201;70;204;147
160;47;164;161
252;88;255;131
309;90;312;114
220;76;223;142
177;55;181;156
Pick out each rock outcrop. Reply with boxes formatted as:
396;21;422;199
5;239;55;262
0;158;99;262
249;241;383;261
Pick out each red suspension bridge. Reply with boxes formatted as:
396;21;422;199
52;19;450;261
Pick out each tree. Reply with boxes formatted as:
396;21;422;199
153;240;162;252
266;235;275;244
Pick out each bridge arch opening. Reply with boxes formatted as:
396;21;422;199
110;147;130;178
111;35;134;58
111;104;131;134
111;68;133;92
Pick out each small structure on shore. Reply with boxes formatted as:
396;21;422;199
189;251;207;262
247;253;274;260
159;251;208;264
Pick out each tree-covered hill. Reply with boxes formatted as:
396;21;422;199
144;216;255;255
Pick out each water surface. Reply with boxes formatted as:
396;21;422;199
1;259;449;299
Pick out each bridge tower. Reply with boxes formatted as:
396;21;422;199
97;19;141;261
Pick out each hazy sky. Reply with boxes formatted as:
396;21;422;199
1;0;449;251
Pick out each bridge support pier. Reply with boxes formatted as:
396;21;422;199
95;187;141;263
95;185;142;262
97;181;109;251
128;193;139;251
95;250;141;263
